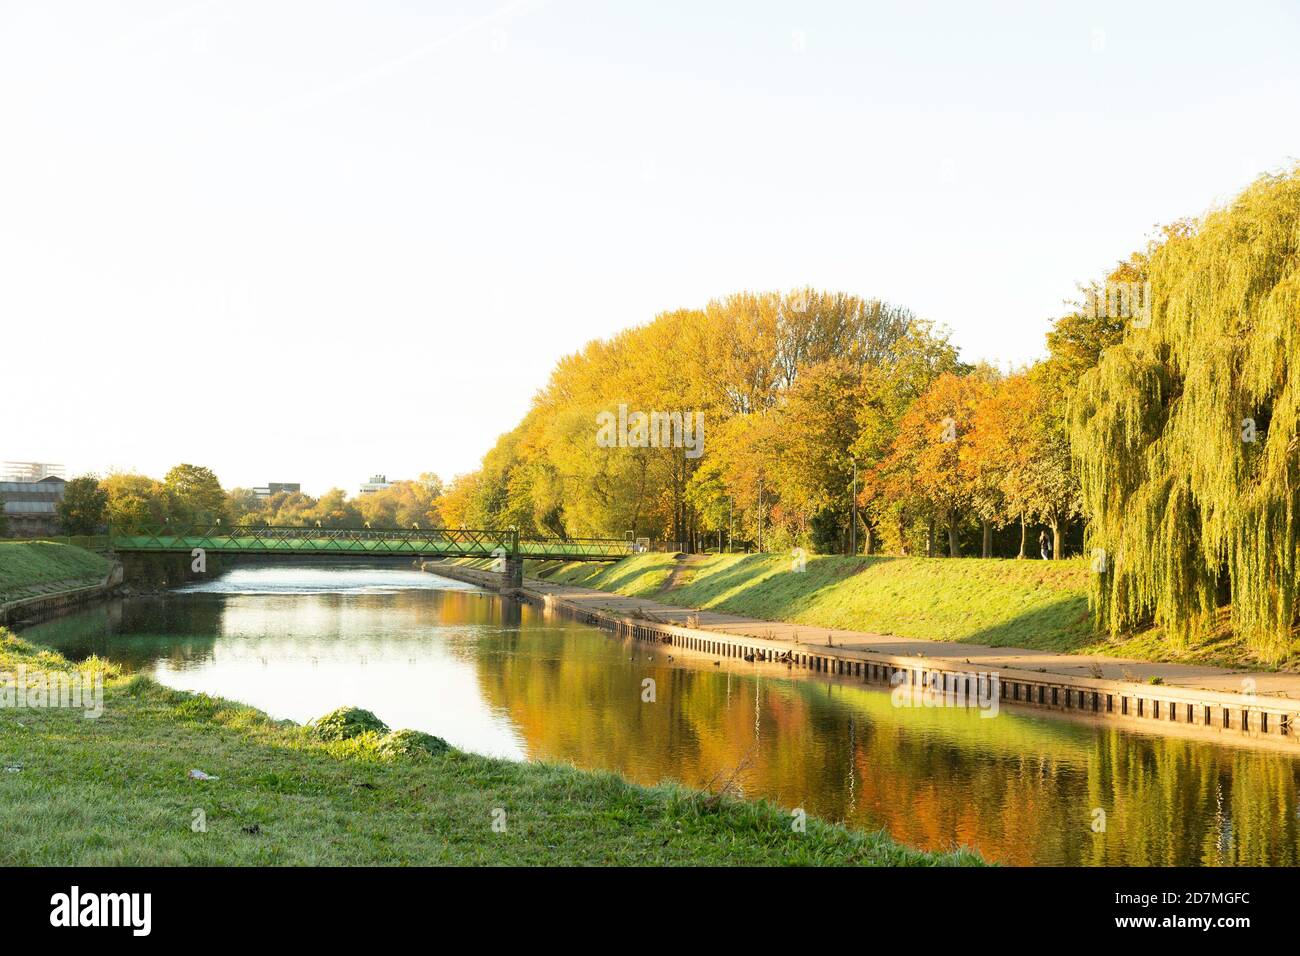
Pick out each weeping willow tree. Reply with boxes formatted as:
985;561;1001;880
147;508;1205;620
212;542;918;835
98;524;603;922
1071;168;1300;660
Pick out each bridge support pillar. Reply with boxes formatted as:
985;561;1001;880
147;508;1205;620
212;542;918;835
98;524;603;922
503;556;524;592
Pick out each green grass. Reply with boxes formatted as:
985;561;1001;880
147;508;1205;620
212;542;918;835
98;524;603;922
0;541;113;603
527;553;1292;668
533;553;1096;647
0;629;979;866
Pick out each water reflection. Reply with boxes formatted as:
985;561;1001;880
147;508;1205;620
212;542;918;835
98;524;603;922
21;564;1300;865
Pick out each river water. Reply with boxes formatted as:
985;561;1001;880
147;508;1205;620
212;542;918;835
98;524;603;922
21;564;1300;865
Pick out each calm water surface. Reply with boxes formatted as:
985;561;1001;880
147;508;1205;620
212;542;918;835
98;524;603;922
22;564;1300;866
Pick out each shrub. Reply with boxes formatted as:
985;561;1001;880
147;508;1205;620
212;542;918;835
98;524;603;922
311;706;389;741
376;729;451;760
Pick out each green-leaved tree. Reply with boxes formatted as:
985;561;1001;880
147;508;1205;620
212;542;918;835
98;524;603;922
57;475;108;535
1071;168;1300;658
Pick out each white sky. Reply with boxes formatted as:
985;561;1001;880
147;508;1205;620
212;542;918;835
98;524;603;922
3;0;1297;495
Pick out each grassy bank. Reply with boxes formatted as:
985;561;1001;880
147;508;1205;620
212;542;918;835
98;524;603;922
0;541;112;604
532;553;1095;646
0;628;978;865
528;553;1272;668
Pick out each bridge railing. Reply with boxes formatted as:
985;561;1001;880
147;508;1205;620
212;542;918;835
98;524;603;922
106;526;634;559
516;536;633;558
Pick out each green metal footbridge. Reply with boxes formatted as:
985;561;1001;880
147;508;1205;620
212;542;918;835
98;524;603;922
107;526;633;562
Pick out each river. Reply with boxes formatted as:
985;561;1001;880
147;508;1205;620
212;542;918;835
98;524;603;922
20;563;1300;865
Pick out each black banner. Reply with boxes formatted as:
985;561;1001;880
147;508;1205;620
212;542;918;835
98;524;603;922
0;866;1275;941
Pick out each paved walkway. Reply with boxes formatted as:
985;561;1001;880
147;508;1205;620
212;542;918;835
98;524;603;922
525;577;1300;701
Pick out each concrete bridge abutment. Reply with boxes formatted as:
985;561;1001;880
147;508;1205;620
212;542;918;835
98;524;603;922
118;551;228;590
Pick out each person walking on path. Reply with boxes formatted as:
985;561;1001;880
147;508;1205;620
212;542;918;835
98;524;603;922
1038;529;1051;560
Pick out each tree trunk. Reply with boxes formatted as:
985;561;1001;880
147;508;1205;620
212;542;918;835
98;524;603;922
1017;517;1027;559
1051;516;1064;560
864;522;874;556
927;516;937;557
947;510;959;558
981;520;992;559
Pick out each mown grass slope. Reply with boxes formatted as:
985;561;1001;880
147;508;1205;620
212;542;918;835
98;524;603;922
0;629;979;866
0;541;112;603
532;553;1095;648
527;553;1282;667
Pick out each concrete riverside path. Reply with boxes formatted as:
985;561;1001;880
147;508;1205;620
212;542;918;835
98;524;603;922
521;576;1300;703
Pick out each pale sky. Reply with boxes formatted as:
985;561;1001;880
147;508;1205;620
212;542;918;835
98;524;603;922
3;1;1297;495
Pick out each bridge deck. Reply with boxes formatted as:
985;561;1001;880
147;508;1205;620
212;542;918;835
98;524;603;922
108;527;631;562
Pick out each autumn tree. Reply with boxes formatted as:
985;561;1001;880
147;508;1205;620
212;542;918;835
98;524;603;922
968;372;1039;557
1020;366;1081;561
304;489;361;528
102;472;167;530
352;478;444;528
438;473;485;528
853;320;964;553
225;488;263;525
162;464;226;526
267;490;314;526
874;372;988;557
436;288;924;553
687;411;779;549
765;358;866;552
958;366;1008;557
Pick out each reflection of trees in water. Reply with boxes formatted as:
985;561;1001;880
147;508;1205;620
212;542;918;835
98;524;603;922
29;588;1300;866
477;637;1300;866
24;587;519;673
1074;733;1299;866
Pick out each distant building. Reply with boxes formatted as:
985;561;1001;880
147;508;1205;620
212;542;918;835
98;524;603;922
0;472;68;537
252;482;301;500
2;461;64;483
359;474;394;495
